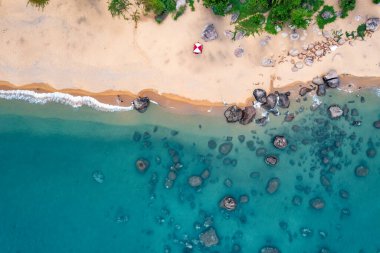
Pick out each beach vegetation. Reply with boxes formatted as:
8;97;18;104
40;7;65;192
189;0;195;11
174;6;186;20
236;13;265;35
316;5;336;29
373;0;380;3
203;0;230;15
339;0;355;18
356;23;367;39
27;0;49;9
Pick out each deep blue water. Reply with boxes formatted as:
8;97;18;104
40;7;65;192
0;90;379;253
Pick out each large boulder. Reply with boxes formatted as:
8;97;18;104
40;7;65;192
133;97;150;113
201;24;218;42
299;87;313;96
323;70;340;88
219;196;237;211
277;92;290;108
273;136;288;149
259;246;281;253
366;18;380;32
328;105;343;119
135;158;150;173
253;89;267;103
224;106;243;123
262;93;277;110
199;227;219;247
240;106;256;125
317;84;327;96
265;155;278;166
266;177;281;194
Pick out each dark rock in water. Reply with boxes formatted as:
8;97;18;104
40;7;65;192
224;178;233;187
201;24;218;42
256;116;268;126
366;148;377;158
246;140;255;151
92;170;105;183
238;135;245;143
309;197;325;210
253;89;267;103
292;195;303;206
256;147;267;156
340;208;351;217
355;165;369;177
259;246;281;253
239;195;249;203
319;247;330;253
136;158;150;173
133;97;150;113
266;177;281;194
342;104;349;116
339;189;350;199
262;93;278;110
265;155;278;166
133;131;142;142
273;136;288;149
219;196;237;211
219;142;233;156
299;87;313;96
328;105;343;119
231;244;241;253
352;120;362;126
240;106;256;125
284;113;295;122
323;70;340;88
366;17;380;32
277;92;290;108
316;84;327;96
188;176;203;187
208;140;217;149
374;120;380;129
351;108;359;116
224;106;243;123
201;169;210;179
199;227;219;247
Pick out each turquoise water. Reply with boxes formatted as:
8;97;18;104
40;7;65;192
0;90;379;253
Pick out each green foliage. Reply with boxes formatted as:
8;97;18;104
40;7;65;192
203;0;229;15
108;0;130;18
374;0;380;3
304;0;324;11
316;5;336;29
28;0;49;9
238;0;270;19
339;0;355;18
356;23;366;39
161;0;176;12
174;6;186;20
144;0;166;15
236;13;265;35
290;8;312;29
189;0;195;11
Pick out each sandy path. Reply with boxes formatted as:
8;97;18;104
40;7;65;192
0;0;379;104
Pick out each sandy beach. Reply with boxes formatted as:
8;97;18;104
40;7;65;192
0;0;379;106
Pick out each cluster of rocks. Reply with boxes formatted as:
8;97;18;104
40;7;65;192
132;97;150;113
297;69;340;98
224;105;256;125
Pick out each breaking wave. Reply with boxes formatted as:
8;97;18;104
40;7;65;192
0;90;134;112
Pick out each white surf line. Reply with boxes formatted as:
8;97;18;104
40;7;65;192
0;90;134;112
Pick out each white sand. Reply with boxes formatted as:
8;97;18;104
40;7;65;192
0;0;379;103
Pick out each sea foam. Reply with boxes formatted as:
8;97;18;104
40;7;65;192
0;90;134;112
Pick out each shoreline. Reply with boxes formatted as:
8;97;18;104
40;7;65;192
1;74;379;115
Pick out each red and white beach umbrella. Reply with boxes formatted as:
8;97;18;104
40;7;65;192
193;42;203;54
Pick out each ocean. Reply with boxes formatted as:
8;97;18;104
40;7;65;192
0;89;379;253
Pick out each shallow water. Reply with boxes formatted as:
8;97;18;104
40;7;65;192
0;89;379;253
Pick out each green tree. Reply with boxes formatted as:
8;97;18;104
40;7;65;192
236;13;265;35
316;5;336;29
290;8;312;29
339;0;355;18
203;0;229;16
28;0;49;9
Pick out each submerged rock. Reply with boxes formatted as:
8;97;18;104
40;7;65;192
355;165;369;177
259;246;281;253
317;84;327;96
199;227;219;247
265;155;278;166
219;196;237;211
299;87;313;96
92;170;105;183
136;158;150;173
277;92;290;108
253;89;267;103
284;113;295;122
323;70;340;88
133;97;150;113
224;106;243;123
240;106;256;125
256;116;268;126
366;17;380;32
266;177;281;194
219;142;233;156
273;136;288;149
201;24;218;42
188;176;203;187
208;140;217;149
328;105;343;119
309;197;325;210
262;93;278;110
373;120;380;129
